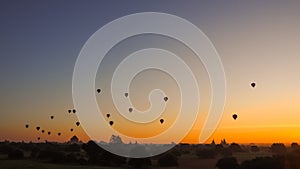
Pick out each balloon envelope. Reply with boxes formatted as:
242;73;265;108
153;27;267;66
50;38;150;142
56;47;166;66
73;109;76;113
109;121;114;126
97;89;101;93
106;114;110;118
48;132;51;135
68;110;71;113
41;130;45;133
160;119;164;124
232;114;238;120
164;97;168;102
58;132;61;136
70;128;73;132
76;122;80;126
50;116;54;119
36;127;40;131
129;108;133;112
25;124;29;128
125;93;129;97
251;82;256;88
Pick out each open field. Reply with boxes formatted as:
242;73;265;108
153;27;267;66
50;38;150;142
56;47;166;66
0;160;123;169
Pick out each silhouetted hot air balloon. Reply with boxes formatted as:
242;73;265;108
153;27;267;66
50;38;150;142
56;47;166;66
37;137;40;141
160;119;164;124
109;121;114;126
97;89;101;93
70;128;73;132
58;132;61;136
106;113;110;118
125;93;129;97
129;108;133;112
50;116;54;119
232;114;238;120
36;126;40;131
41;130;45;133
164;97;168;102
76;122;80;126
48;131;51;135
73;109;76;113
251;82;256;88
68;109;71;113
25;124;29;128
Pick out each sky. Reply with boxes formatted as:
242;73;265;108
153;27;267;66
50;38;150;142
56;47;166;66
0;0;300;144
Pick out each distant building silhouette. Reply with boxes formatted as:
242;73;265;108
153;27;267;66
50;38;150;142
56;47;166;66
211;139;216;146
70;135;79;143
109;135;123;144
221;139;228;146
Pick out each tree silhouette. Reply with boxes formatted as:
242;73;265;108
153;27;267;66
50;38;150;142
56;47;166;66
271;143;286;154
216;157;238;169
240;157;283;169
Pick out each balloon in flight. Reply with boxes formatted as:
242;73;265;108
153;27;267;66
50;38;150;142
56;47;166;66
232;114;238;120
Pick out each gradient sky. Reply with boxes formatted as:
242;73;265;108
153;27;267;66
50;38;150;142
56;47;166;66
1;0;300;144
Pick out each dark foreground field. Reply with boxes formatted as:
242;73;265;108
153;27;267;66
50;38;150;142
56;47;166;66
1;140;300;169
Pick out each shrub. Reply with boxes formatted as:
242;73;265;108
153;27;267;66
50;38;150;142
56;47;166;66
240;157;283;169
216;157;238;169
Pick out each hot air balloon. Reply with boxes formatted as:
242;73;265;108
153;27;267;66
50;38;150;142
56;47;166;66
70;128;73;132
25;124;29;128
48;131;51;135
251;82;256;88
36;126;40;131
160;119;164;124
41;130;45;133
97;89;101;93
106;113;110;118
76;122;80;126
68;109;71;113
58;132;61;136
109;121;114;126
164;97;168;102
125;93;129;97
232;114;238;120
73;109;76;113
129;108;133;112
50;116;54;119
37;137;40;141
